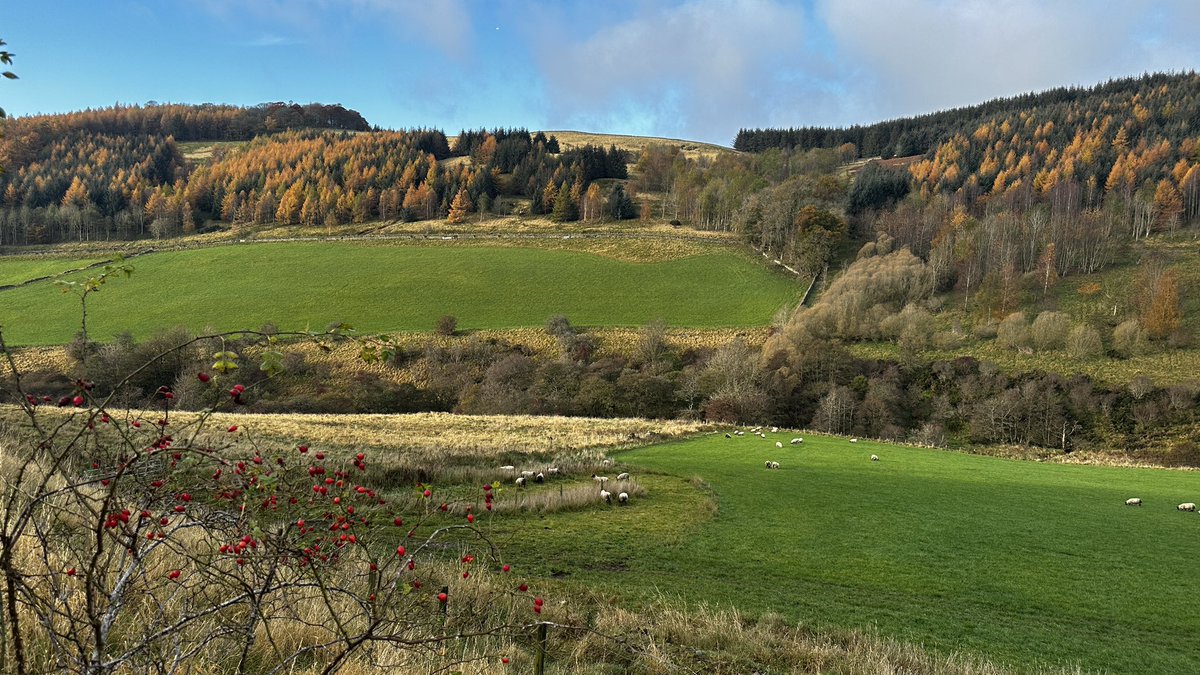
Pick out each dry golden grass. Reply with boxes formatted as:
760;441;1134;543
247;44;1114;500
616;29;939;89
544;130;736;162
7;406;703;459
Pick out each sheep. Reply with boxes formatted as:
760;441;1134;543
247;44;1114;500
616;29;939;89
592;475;609;484
601;458;614;467
618;492;629;504
850;438;859;443
520;470;536;477
1178;502;1197;512
765;461;780;469
790;438;803;445
775;441;783;449
770;426;779;433
1125;498;1142;506
515;476;526;487
534;472;545;483
870;454;880;462
735;430;745;436
547;467;560;475
764;460;773;468
724;433;731;439
616;472;630;481
600;489;612;504
499;465;515;471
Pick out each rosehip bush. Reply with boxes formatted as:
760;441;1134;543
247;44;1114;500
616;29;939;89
0;326;548;674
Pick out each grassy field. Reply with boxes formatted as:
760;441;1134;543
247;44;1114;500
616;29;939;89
0;256;104;287
498;431;1200;674
0;242;799;345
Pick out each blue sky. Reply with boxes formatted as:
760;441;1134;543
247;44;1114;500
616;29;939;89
6;0;1200;145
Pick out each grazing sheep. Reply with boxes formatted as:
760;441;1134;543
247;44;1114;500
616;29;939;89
618;492;629;504
771;461;780;469
725;433;731;439
592;475;609;484
547;467;560;475
770;426;779;433
764;460;773;468
601;458;614;467
499;465;515;471
616;472;630;481
1125;498;1142;506
776;441;783;449
850;438;859;443
870;454;880;462
790;438;803;445
515;476;526;487
600;489;612;504
534;472;545;483
735;431;745;436
1179;502;1197;512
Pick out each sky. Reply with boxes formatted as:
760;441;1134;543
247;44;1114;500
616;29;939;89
5;0;1200;146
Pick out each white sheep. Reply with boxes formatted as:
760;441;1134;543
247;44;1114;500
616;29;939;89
870;454;880;462
775;441;783;449
499;465;515;471
771;461;780;469
1125;498;1142;506
770;426;779;433
616;472;630;481
601;458;614;467
600;489;612;504
724;433;731;439
547;467;560;475
618;492;629;504
592;475;609;484
790;438;803;445
515;476;526;487
850;438;859;443
1178;502;1197;512
534;472;545;483
735;430;744;436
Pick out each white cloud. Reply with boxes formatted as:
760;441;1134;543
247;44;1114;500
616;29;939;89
532;0;810;144
815;0;1193;120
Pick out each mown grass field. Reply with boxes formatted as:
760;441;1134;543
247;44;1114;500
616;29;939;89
0;242;799;345
499;431;1200;674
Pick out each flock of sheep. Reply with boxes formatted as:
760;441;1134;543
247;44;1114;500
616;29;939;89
727;427;880;470
1126;498;1197;512
729;427;1200;511
500;460;632;506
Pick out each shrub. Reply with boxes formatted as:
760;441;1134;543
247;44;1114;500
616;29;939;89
1030;311;1071;352
434;314;458;336
1112;319;1147;357
1066;324;1104;359
995;312;1030;350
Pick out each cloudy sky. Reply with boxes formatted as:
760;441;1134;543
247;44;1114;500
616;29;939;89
6;0;1200;145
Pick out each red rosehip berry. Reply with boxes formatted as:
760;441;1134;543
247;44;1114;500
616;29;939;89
197;372;210;383
227;425;238;433
168;569;181;579
396;545;406;557
502;564;510;572
66;568;76;576
72;395;84;407
437;592;448;603
518;583;528;592
422;490;431;498
466;514;475;523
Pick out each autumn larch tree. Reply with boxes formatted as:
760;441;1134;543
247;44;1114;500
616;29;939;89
446;187;472;224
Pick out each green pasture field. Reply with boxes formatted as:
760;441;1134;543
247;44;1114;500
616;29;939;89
503;432;1200;674
0;256;103;288
0;242;799;345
